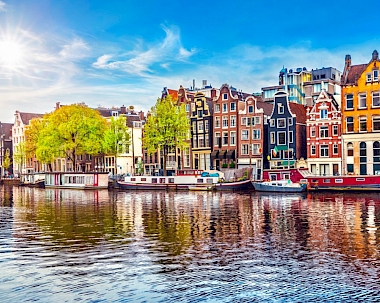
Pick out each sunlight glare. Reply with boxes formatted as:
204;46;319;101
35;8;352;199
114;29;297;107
0;40;24;66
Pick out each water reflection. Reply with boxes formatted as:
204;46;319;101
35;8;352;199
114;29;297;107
1;186;380;302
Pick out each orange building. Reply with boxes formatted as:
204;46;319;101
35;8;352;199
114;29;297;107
341;50;380;175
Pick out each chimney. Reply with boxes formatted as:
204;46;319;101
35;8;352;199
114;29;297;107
345;54;351;68
120;105;126;114
372;50;379;61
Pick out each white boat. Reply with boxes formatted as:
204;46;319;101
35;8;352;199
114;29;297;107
117;169;222;190
252;179;307;193
44;172;109;189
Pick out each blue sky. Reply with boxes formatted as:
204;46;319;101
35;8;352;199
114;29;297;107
0;0;379;122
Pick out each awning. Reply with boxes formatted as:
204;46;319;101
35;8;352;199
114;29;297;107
276;145;288;151
281;160;295;166
218;150;227;159
210;150;219;159
226;150;236;160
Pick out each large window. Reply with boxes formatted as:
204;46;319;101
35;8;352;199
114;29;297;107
346;94;354;109
241;144;249;155
222;116;228;127
215;104;220;113
222;132;228;145
214;133;220;147
230;102;236;111
222;103;228;113
374;70;379;81
373;116;380;131
277;118;286;128
373;92;380;107
215;117;220;128
252;144;260;154
333;125;338;136
347;142;354;156
359;93;367;108
198;121;204;131
252;129;261;140
346;116;354;132
230;132;236;145
241;130;249;140
320;145;329;157
359;116;367;132
278;132;286;145
230;115;236;127
199;136;205;148
320;126;329;138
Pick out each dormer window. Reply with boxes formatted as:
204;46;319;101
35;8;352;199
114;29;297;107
112;111;119;117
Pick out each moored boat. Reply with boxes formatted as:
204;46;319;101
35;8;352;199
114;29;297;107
20;172;46;188
252;179;307;193
215;179;253;191
307;175;380;191
117;169;222;190
44;172;109;189
188;184;215;191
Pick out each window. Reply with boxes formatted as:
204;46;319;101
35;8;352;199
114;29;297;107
247;117;254;126
288;117;293;125
270;132;275;144
230;115;236;127
346;116;354;132
222;116;228;127
241;130;249;140
199;136;205;147
359;116;367;132
373;142;380;164
333;144;339;155
198;110;203;118
320;109;328;119
320;126;329;138
255;116;261;125
252;129;261;140
373;116;380;131
333;125;338;136
347;142;354;156
346;94;354;109
223;93;228;100
193;136;197;148
222;103;228;112
241;117;247;126
310;126;316;137
241;144;249;155
373;92;380;107
270;119;275;127
215;117;220;128
278;132;286;145
277;118;286;128
205;120;209;131
185;104;190;112
215;104;220;112
374;70;379;81
359;93;367;108
230;131;236;145
367;73;372;82
192;121;196;132
215;133;220;147
248;105;253;113
311;145;316;155
223;132;228;145
278;104;284;114
230;102;236;111
205;134;210;147
252;144;260;154
320;145;329;157
198;121;204;131
289;131;293;143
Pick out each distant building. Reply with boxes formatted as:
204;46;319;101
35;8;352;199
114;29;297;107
0;122;13;177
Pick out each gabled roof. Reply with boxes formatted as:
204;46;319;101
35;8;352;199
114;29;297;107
289;103;307;124
256;101;273;116
344;64;367;85
17;112;44;125
0;122;13;137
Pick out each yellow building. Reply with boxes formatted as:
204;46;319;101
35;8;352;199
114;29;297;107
341;50;380;175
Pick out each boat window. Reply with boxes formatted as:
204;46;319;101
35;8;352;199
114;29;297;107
159;178;166;183
141;178;146;181
335;179;343;183
206;178;213;184
131;178;136;181
323;179;331;183
169;178;174;183
152;178;157;183
356;178;365;181
197;179;204;183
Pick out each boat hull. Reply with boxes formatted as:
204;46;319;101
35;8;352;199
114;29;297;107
252;181;306;193
307;175;380;191
215;179;253;191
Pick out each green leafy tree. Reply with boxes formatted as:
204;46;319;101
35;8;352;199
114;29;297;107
102;115;130;175
3;149;11;173
13;142;26;174
34;104;107;172
143;95;190;176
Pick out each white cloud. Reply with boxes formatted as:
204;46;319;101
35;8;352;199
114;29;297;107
0;1;6;12
92;25;196;76
59;37;90;60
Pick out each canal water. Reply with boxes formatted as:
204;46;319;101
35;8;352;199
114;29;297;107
1;185;380;302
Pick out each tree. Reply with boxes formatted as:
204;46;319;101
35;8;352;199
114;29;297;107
3;149;11;174
102;115;130;175
34;104;107;172
143;95;190;176
13;142;26;174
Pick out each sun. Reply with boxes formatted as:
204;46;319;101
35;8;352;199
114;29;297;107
0;40;24;67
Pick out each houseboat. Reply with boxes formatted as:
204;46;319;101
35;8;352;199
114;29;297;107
44;172;109;189
215;179;253;191
307;175;380;191
117;169;223;190
20;172;45;188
